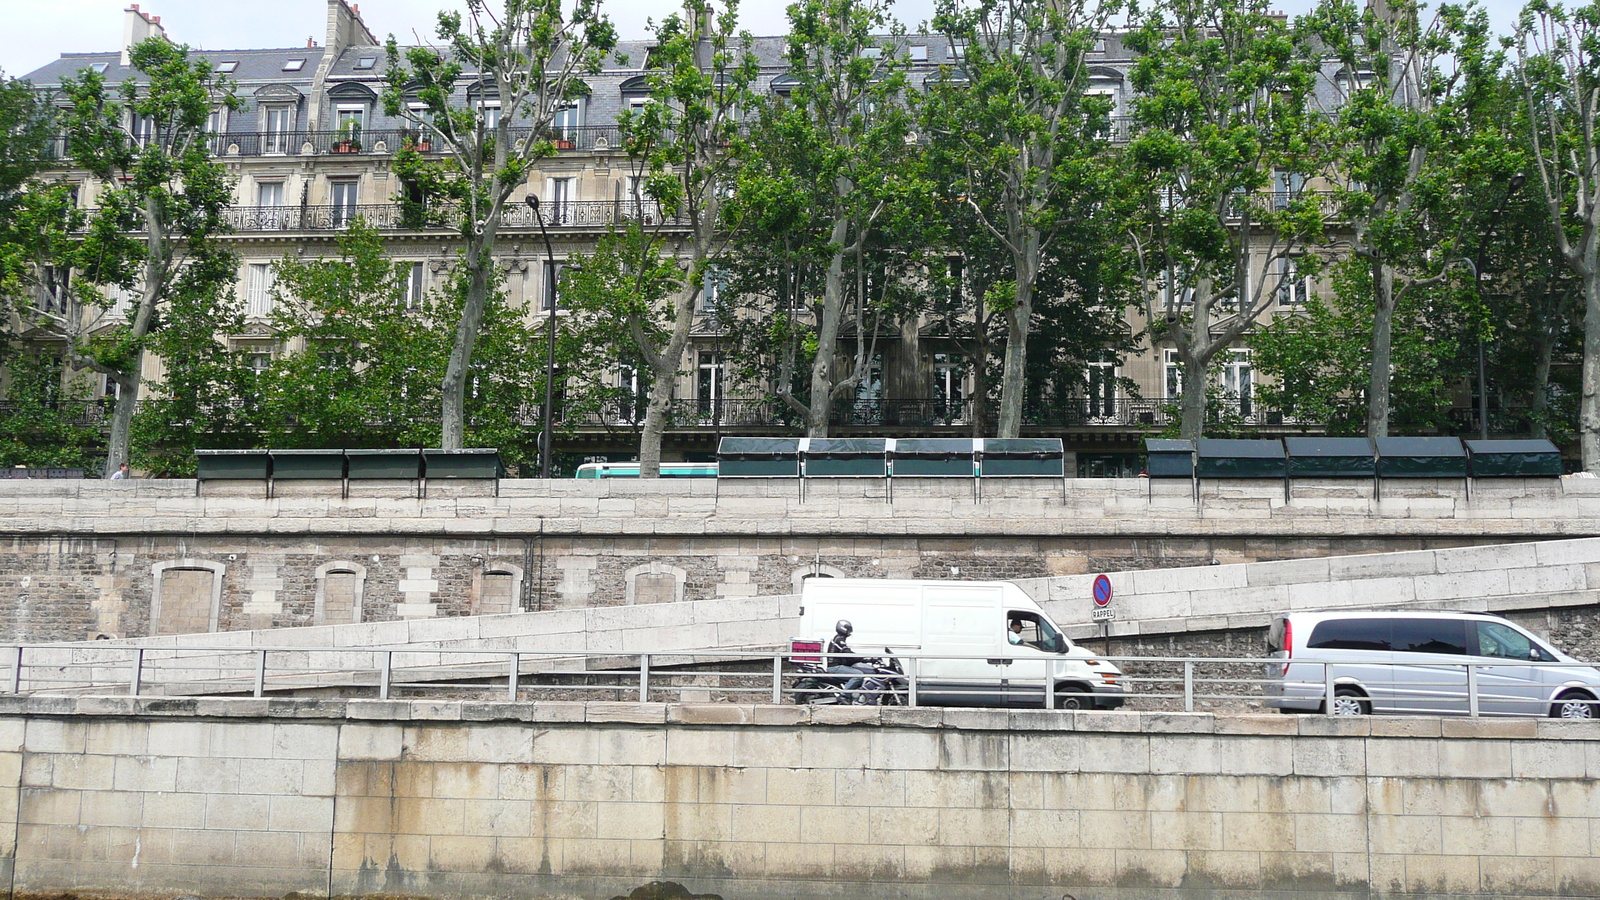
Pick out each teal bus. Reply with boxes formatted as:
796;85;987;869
574;461;718;479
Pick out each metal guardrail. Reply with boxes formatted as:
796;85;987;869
2;645;1592;718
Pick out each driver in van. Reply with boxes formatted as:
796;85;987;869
1008;619;1025;645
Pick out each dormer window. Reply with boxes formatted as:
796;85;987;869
860;47;882;60
909;45;928;61
355;57;377;70
283;59;306;72
90;63;109;74
217;61;239;73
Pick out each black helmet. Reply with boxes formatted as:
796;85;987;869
835;619;853;637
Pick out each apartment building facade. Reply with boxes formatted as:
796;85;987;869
13;0;1342;476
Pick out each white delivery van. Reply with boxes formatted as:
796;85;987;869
797;578;1125;709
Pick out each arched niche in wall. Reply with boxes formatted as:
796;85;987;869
314;561;368;626
625;562;686;606
475;562;525;616
791;564;848;592
149;559;226;636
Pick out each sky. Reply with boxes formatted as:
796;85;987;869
1;0;1526;80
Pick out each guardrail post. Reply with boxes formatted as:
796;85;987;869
1467;664;1479;717
1324;662;1335;717
379;651;392;701
9;647;21;695
1184;661;1194;712
508;652;520;702
772;655;783;704
639;654;651;702
129;648;144;697
908;662;918;708
254;650;267;698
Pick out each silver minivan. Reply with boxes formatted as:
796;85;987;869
1264;610;1600;718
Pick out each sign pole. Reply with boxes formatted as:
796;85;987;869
1090;574;1115;656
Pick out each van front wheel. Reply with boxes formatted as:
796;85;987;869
1326;687;1371;716
1552;690;1597;719
1054;685;1090;710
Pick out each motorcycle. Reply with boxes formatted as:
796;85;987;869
791;648;907;706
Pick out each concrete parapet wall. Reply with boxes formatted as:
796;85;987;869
0;696;1596;899
3;475;1599;539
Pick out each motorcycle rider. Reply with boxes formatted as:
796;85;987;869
826;619;871;699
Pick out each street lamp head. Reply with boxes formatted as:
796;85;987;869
525;193;540;211
1509;172;1527;192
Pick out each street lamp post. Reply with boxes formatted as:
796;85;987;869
1475;171;1527;440
527;193;559;479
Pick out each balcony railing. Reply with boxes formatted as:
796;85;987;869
47;126;630;162
552;397;1309;431
220;199;686;233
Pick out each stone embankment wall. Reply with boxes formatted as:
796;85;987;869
3;476;1598;643
0;696;1595;900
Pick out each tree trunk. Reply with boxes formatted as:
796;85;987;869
995;298;1030;437
441;240;495;450
805;217;852;439
102;368;140;479
638;285;697;478
1178;345;1208;442
1366;260;1396;438
1582;269;1600;472
995;243;1039;438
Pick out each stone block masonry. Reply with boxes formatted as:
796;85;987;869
5;477;1598;642
0;696;1597;900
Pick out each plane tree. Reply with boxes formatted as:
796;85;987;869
560;0;758;476
46;38;243;477
382;0;616;453
1122;0;1329;441
921;0;1126;437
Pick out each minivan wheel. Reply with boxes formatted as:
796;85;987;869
1327;687;1371;716
1552;690;1597;720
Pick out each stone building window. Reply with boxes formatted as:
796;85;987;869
315;562;367;625
625;563;686;605
474;563;525;615
790;564;847;591
150;559;226;636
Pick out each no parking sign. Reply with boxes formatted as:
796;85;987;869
1091;574;1115;621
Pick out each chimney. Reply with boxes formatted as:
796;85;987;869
122;4;168;66
327;0;378;51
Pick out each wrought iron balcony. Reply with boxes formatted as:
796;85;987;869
47;126;630;161
221;199;686;233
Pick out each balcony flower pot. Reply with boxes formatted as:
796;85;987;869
555;139;575;150
333;140;361;153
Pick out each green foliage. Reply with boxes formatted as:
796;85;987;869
48;38;242;475
1254;256;1471;433
0;354;102;470
381;0;617;449
254;221;543;471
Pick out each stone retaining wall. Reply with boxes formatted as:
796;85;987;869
0;696;1596;900
4;477;1599;642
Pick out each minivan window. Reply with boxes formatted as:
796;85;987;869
1474;621;1534;660
1307;619;1389;651
1391;617;1468;655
